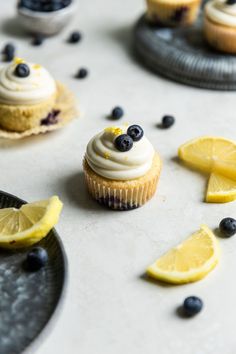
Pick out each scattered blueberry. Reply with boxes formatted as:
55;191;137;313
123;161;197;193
18;0;72;12
32;34;44;46
2;43;15;62
14;63;30;78
226;0;236;5
76;68;88;79
111;106;124;120
127;125;144;142
115;134;133;152
69;31;82;43
161;115;175;128
219;217;236;237
26;247;48;271
183;296;203;316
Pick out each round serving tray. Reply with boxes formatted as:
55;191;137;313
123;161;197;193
0;191;67;354
134;14;236;90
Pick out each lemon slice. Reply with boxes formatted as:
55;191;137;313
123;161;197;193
206;173;236;203
147;225;220;284
178;136;236;179
0;196;63;249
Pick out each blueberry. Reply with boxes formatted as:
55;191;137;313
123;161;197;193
183;296;203;316
2;43;15;62
115;134;133;152
14;63;30;78
76;68;88;79
26;247;48;271
219;217;236;237
69;31;82;43
226;0;236;5
127;125;144;142
111;107;124;120
32;34;44;46
162;115;175;128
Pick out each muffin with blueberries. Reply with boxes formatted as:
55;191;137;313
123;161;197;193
83;125;162;210
204;0;236;53
0;58;76;133
146;0;201;26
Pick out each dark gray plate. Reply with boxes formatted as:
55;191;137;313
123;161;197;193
134;14;236;90
0;191;67;354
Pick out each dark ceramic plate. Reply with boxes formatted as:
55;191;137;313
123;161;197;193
0;191;67;354
134;14;236;90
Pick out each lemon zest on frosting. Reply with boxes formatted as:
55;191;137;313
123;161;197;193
104;152;111;159
33;64;42;69
105;127;123;136
14;57;25;65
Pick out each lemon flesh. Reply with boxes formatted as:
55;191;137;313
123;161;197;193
147;225;220;284
206;173;236;203
178;136;236;180
0;196;63;249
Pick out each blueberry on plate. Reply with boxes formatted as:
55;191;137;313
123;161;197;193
76;68;88;79
69;31;82;43
127;125;144;142
2;43;15;62
14;63;30;78
219;217;236;237
26;247;48;271
32;34;44;46
162;115;175;128
115;134;133;152
111;106;124;120
183;296;203;316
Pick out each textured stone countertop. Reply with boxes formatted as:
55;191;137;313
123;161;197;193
0;1;236;354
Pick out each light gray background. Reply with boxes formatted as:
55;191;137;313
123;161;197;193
0;1;236;354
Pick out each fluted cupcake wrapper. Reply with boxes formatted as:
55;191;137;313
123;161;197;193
146;0;201;26
0;82;78;139
83;155;161;211
204;16;236;54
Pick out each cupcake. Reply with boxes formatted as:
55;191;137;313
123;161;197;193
204;0;236;53
146;0;201;26
83;125;162;210
0;58;76;133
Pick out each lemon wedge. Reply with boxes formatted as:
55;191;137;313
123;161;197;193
147;225;220;284
206;173;236;203
178;136;236;179
0;196;63;249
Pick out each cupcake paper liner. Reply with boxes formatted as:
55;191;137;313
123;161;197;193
204;16;236;54
146;0;201;26
0;82;78;140
83;154;161;211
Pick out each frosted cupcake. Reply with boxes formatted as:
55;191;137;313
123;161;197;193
83;125;162;210
204;0;236;53
146;0;201;26
0;58;74;133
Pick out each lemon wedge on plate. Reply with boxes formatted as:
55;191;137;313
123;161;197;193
178;136;236;179
147;225;220;284
206;173;236;203
0;196;63;249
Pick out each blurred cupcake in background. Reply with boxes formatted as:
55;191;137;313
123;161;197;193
204;0;236;53
146;0;201;26
0;58;77;134
83;125;162;210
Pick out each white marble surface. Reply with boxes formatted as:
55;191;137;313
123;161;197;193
1;1;236;353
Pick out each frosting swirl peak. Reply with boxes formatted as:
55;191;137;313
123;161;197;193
0;59;56;105
86;125;155;180
205;0;236;27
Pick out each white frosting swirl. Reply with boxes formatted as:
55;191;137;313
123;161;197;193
205;0;236;27
85;126;155;180
0;60;56;105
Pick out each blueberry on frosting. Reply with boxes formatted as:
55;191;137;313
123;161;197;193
127;125;144;142
115;134;133;152
226;0;236;5
14;63;30;78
